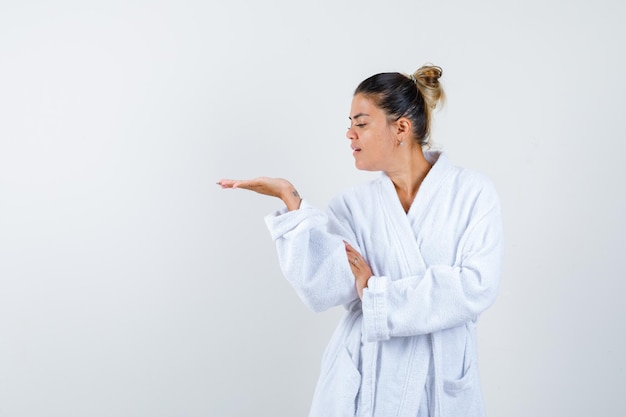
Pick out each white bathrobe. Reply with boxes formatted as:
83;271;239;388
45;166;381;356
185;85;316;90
265;151;503;417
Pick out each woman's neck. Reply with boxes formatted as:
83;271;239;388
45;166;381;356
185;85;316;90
386;146;432;213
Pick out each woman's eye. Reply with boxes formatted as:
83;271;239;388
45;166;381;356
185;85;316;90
356;123;366;128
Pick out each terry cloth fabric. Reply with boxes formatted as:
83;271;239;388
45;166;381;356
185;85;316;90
265;151;503;417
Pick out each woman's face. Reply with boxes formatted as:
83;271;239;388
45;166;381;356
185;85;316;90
346;94;400;172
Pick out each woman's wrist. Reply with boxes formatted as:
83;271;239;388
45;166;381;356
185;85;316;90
282;186;302;211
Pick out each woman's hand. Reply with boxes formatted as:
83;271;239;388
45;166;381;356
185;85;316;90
217;177;302;211
345;242;372;300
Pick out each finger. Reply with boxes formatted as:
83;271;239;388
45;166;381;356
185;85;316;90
347;253;362;268
217;179;239;189
217;178;262;188
344;241;355;255
347;253;360;268
234;178;268;190
345;250;357;263
344;243;361;259
221;179;257;190
345;250;358;264
344;241;362;256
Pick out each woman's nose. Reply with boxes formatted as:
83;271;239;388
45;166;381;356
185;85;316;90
346;126;355;140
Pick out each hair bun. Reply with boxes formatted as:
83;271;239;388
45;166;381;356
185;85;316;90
412;64;445;110
414;64;442;83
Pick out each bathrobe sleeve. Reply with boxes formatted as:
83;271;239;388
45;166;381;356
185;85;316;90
265;200;359;312
361;183;504;342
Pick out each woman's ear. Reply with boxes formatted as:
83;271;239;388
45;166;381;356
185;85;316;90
395;117;412;138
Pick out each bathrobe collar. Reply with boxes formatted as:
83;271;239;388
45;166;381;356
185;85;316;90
377;150;453;417
378;151;453;274
381;150;452;221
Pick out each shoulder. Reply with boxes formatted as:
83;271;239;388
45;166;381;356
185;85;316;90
430;152;501;216
460;167;499;205
456;166;498;197
435;152;497;193
331;176;383;202
326;176;384;216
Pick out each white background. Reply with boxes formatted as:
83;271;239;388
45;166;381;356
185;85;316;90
1;0;625;416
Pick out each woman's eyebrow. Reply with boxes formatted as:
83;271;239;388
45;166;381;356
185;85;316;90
349;113;369;120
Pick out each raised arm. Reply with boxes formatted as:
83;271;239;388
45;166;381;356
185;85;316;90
264;200;361;312
219;177;360;312
218;177;303;211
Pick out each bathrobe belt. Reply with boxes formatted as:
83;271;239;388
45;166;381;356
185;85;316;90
357;333;439;417
431;332;444;417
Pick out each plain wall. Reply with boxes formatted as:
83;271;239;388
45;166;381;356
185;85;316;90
1;0;625;416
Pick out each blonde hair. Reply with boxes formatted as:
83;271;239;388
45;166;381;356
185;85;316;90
410;64;445;141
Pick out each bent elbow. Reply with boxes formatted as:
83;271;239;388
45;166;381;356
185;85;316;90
472;285;498;315
461;267;501;316
297;289;332;313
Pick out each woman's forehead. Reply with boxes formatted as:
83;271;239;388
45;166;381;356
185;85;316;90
350;94;381;117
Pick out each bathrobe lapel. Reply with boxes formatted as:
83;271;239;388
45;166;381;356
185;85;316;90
407;152;452;231
366;153;452;416
378;151;452;279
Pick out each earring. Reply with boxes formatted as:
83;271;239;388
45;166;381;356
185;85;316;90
399;140;404;146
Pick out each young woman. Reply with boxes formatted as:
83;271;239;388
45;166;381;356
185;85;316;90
218;65;503;417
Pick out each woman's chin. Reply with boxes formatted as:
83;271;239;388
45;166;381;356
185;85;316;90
354;161;377;172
